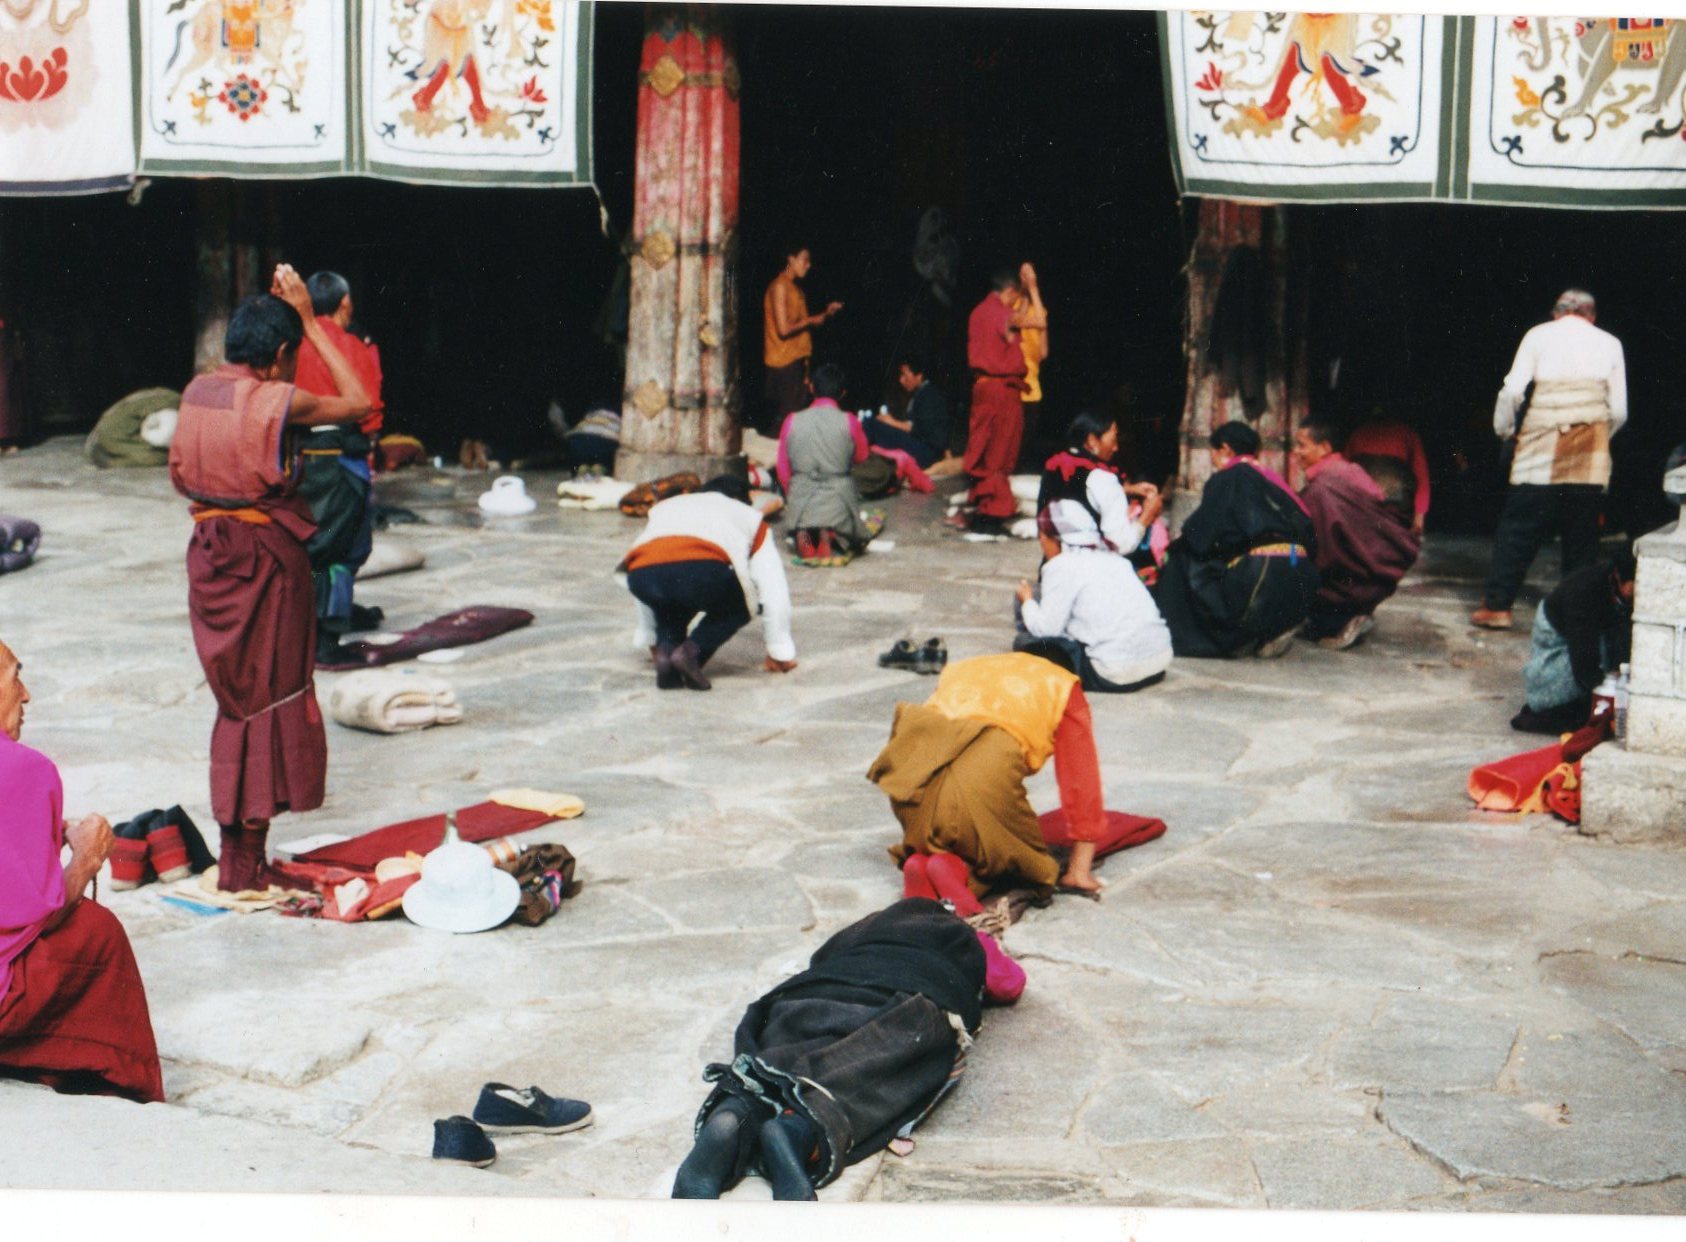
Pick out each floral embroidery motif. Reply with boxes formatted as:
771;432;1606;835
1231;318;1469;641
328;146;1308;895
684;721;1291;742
217;71;266;121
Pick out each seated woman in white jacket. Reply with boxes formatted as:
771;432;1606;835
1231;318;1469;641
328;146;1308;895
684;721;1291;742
1014;510;1172;693
619;476;797;691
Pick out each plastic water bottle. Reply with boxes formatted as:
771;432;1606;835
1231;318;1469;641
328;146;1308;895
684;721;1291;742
1592;672;1618;729
1615;663;1631;741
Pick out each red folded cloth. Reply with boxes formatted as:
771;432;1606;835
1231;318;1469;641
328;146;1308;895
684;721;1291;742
294;801;554;872
1038;809;1167;858
1468;743;1564;812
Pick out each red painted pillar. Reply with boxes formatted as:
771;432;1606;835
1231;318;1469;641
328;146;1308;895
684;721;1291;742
616;5;742;483
1172;199;1306;522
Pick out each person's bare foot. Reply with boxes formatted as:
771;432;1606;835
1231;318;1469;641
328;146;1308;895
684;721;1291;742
1059;869;1103;897
1471;607;1513;630
763;656;797;674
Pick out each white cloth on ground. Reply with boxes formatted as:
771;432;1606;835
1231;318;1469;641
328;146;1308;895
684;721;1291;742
358;539;426;579
327;670;464;734
557;476;636;510
1020;547;1173;680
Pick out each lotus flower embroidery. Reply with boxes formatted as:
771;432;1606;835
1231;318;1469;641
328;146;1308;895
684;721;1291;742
0;47;69;103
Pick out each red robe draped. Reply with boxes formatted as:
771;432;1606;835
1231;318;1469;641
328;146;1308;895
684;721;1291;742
173;366;327;825
965;294;1027;519
1301;453;1420;616
0;736;164;1103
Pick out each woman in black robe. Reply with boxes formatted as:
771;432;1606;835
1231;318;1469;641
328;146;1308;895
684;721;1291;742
1154;421;1321;658
672;898;987;1201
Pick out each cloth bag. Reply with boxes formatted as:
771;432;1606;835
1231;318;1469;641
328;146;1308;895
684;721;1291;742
0;516;40;574
495;843;582;926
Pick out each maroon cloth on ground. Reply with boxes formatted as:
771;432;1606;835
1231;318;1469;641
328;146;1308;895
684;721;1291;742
1300;454;1420;616
1039;809;1167;858
0;901;165;1103
293;801;555;871
187;514;327;825
322;606;535;670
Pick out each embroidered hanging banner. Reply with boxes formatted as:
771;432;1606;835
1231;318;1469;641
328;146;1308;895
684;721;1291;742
0;1;135;194
1463;16;1686;208
1160;12;1454;203
362;0;592;187
128;0;592;186
136;0;350;177
1160;13;1686;209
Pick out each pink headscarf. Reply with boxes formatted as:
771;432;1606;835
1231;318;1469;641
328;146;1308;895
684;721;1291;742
0;734;66;1002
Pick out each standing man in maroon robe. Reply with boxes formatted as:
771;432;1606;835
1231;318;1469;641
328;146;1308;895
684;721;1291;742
169;266;371;891
955;268;1029;535
1293;416;1420;651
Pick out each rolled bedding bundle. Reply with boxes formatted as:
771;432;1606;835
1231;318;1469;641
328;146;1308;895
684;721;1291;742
327;669;463;734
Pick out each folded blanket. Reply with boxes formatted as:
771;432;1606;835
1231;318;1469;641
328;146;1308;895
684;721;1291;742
328;670;463;734
358;539;427;579
294;801;556;872
557;477;636;510
490;788;585;818
619;472;701;517
322;606;533;670
0;515;41;575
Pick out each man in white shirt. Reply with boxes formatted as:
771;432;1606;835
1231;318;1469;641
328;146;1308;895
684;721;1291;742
1014;515;1173;692
1473;289;1627;630
619;477;797;690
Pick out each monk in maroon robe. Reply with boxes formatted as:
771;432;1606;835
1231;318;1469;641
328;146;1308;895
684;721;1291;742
170;265;371;891
1293;417;1421;650
0;639;164;1103
959;268;1029;533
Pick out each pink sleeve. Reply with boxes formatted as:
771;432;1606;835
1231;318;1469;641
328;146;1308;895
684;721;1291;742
775;413;795;492
849;414;869;464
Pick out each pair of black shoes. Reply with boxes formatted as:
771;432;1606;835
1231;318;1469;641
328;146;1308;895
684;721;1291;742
432;1083;594;1168
879;637;947;675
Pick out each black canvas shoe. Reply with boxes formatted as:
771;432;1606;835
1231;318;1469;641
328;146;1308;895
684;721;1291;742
878;639;921;671
916;638;948;674
432;1116;497;1167
471;1083;594;1135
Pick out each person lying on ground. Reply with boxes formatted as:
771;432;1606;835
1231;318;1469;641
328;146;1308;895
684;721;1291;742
1293;415;1421;651
620;475;797;691
1015;511;1172;693
867;650;1118;899
0;639;164;1104
1153;420;1320;660
777;362;876;560
672;897;994;1202
295;270;388;664
1512;549;1636;735
866;354;955;472
1037;409;1163;559
169;265;372;892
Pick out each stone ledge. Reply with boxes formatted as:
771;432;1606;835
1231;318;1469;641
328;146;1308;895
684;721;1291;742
1578;744;1686;846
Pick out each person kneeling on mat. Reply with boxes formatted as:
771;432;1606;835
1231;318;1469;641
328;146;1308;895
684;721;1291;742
868;649;1131;900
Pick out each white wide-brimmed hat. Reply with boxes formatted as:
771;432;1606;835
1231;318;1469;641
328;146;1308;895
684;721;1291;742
401;839;520;934
478;475;537;516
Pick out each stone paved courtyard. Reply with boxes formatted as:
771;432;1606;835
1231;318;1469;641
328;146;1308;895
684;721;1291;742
2;437;1684;1212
